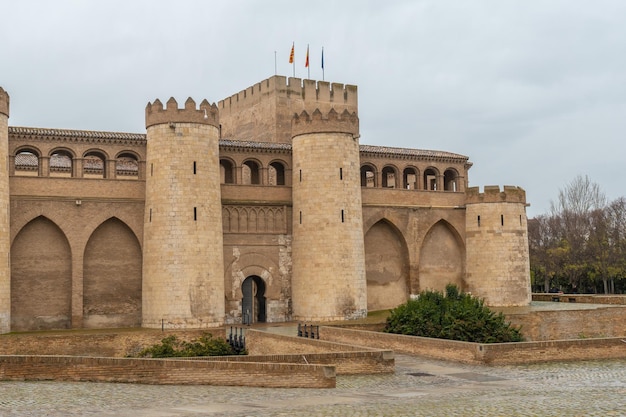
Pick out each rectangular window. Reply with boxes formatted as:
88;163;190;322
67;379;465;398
193;161;197;174
150;163;153;176
501;214;504;226
341;209;345;223
477;215;480;227
299;211;302;224
194;207;197;221
340;167;343;180
520;215;522;226
299;170;302;182
149;208;152;222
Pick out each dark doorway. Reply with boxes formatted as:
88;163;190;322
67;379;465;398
241;275;266;324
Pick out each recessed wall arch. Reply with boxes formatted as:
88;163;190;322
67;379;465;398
224;251;279;301
11;216;72;331
364;218;410;310
83;217;142;328
418;219;465;293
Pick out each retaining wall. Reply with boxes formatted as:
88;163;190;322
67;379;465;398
0;355;335;388
319;326;626;365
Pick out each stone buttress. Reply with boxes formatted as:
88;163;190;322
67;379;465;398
0;88;9;333
465;186;532;306
143;97;225;328
291;108;367;321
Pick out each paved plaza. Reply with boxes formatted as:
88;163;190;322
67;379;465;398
1;353;625;416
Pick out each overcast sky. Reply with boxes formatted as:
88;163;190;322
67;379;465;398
1;0;625;217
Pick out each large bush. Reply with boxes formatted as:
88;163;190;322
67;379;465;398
135;333;242;358
384;285;523;343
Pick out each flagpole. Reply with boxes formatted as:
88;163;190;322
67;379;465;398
274;51;277;75
321;47;325;81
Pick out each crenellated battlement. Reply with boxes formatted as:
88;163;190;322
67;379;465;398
145;97;218;129
465;185;526;204
218;75;357;111
218;76;358;144
0;87;9;117
291;108;359;138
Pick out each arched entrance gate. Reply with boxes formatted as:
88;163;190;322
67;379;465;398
241;275;266;324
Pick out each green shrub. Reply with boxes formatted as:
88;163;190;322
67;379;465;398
135;333;243;358
384;284;523;343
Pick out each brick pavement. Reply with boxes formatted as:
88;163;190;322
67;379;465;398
1;354;625;416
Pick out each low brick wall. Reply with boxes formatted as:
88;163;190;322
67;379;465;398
477;338;626;365
0;355;336;388
0;329;208;357
240;329;394;375
245;329;373;354
320;327;481;363
504;305;626;341
532;293;626;305
319;326;626;365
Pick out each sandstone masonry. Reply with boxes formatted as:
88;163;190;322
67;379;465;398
0;75;532;333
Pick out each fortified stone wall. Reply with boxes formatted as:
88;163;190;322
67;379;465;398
218;76;358;144
143;98;225;328
0;88;10;334
291;109;367;321
465;186;531;306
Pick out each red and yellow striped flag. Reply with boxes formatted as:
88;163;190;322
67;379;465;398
289;43;294;64
305;45;309;68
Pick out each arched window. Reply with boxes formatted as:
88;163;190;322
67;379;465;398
14;149;39;176
83;151;106;178
403;167;419;190
242;160;261;185
50;150;73;177
444;169;459;191
423;168;438;191
360;164;376;187
269;161;286;186
220;159;235;184
116;153;139;179
382;166;397;188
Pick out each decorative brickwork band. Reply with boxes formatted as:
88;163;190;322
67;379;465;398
465;185;526;204
291;108;359;138
0;88;9;117
145;97;218;129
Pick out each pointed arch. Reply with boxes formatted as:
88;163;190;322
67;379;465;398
11;216;72;331
418;220;465;293
364;219;410;310
83;217;142;328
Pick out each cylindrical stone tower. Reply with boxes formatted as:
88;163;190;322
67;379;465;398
291;108;367;321
143;97;225;328
465;185;531;307
0;88;9;334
